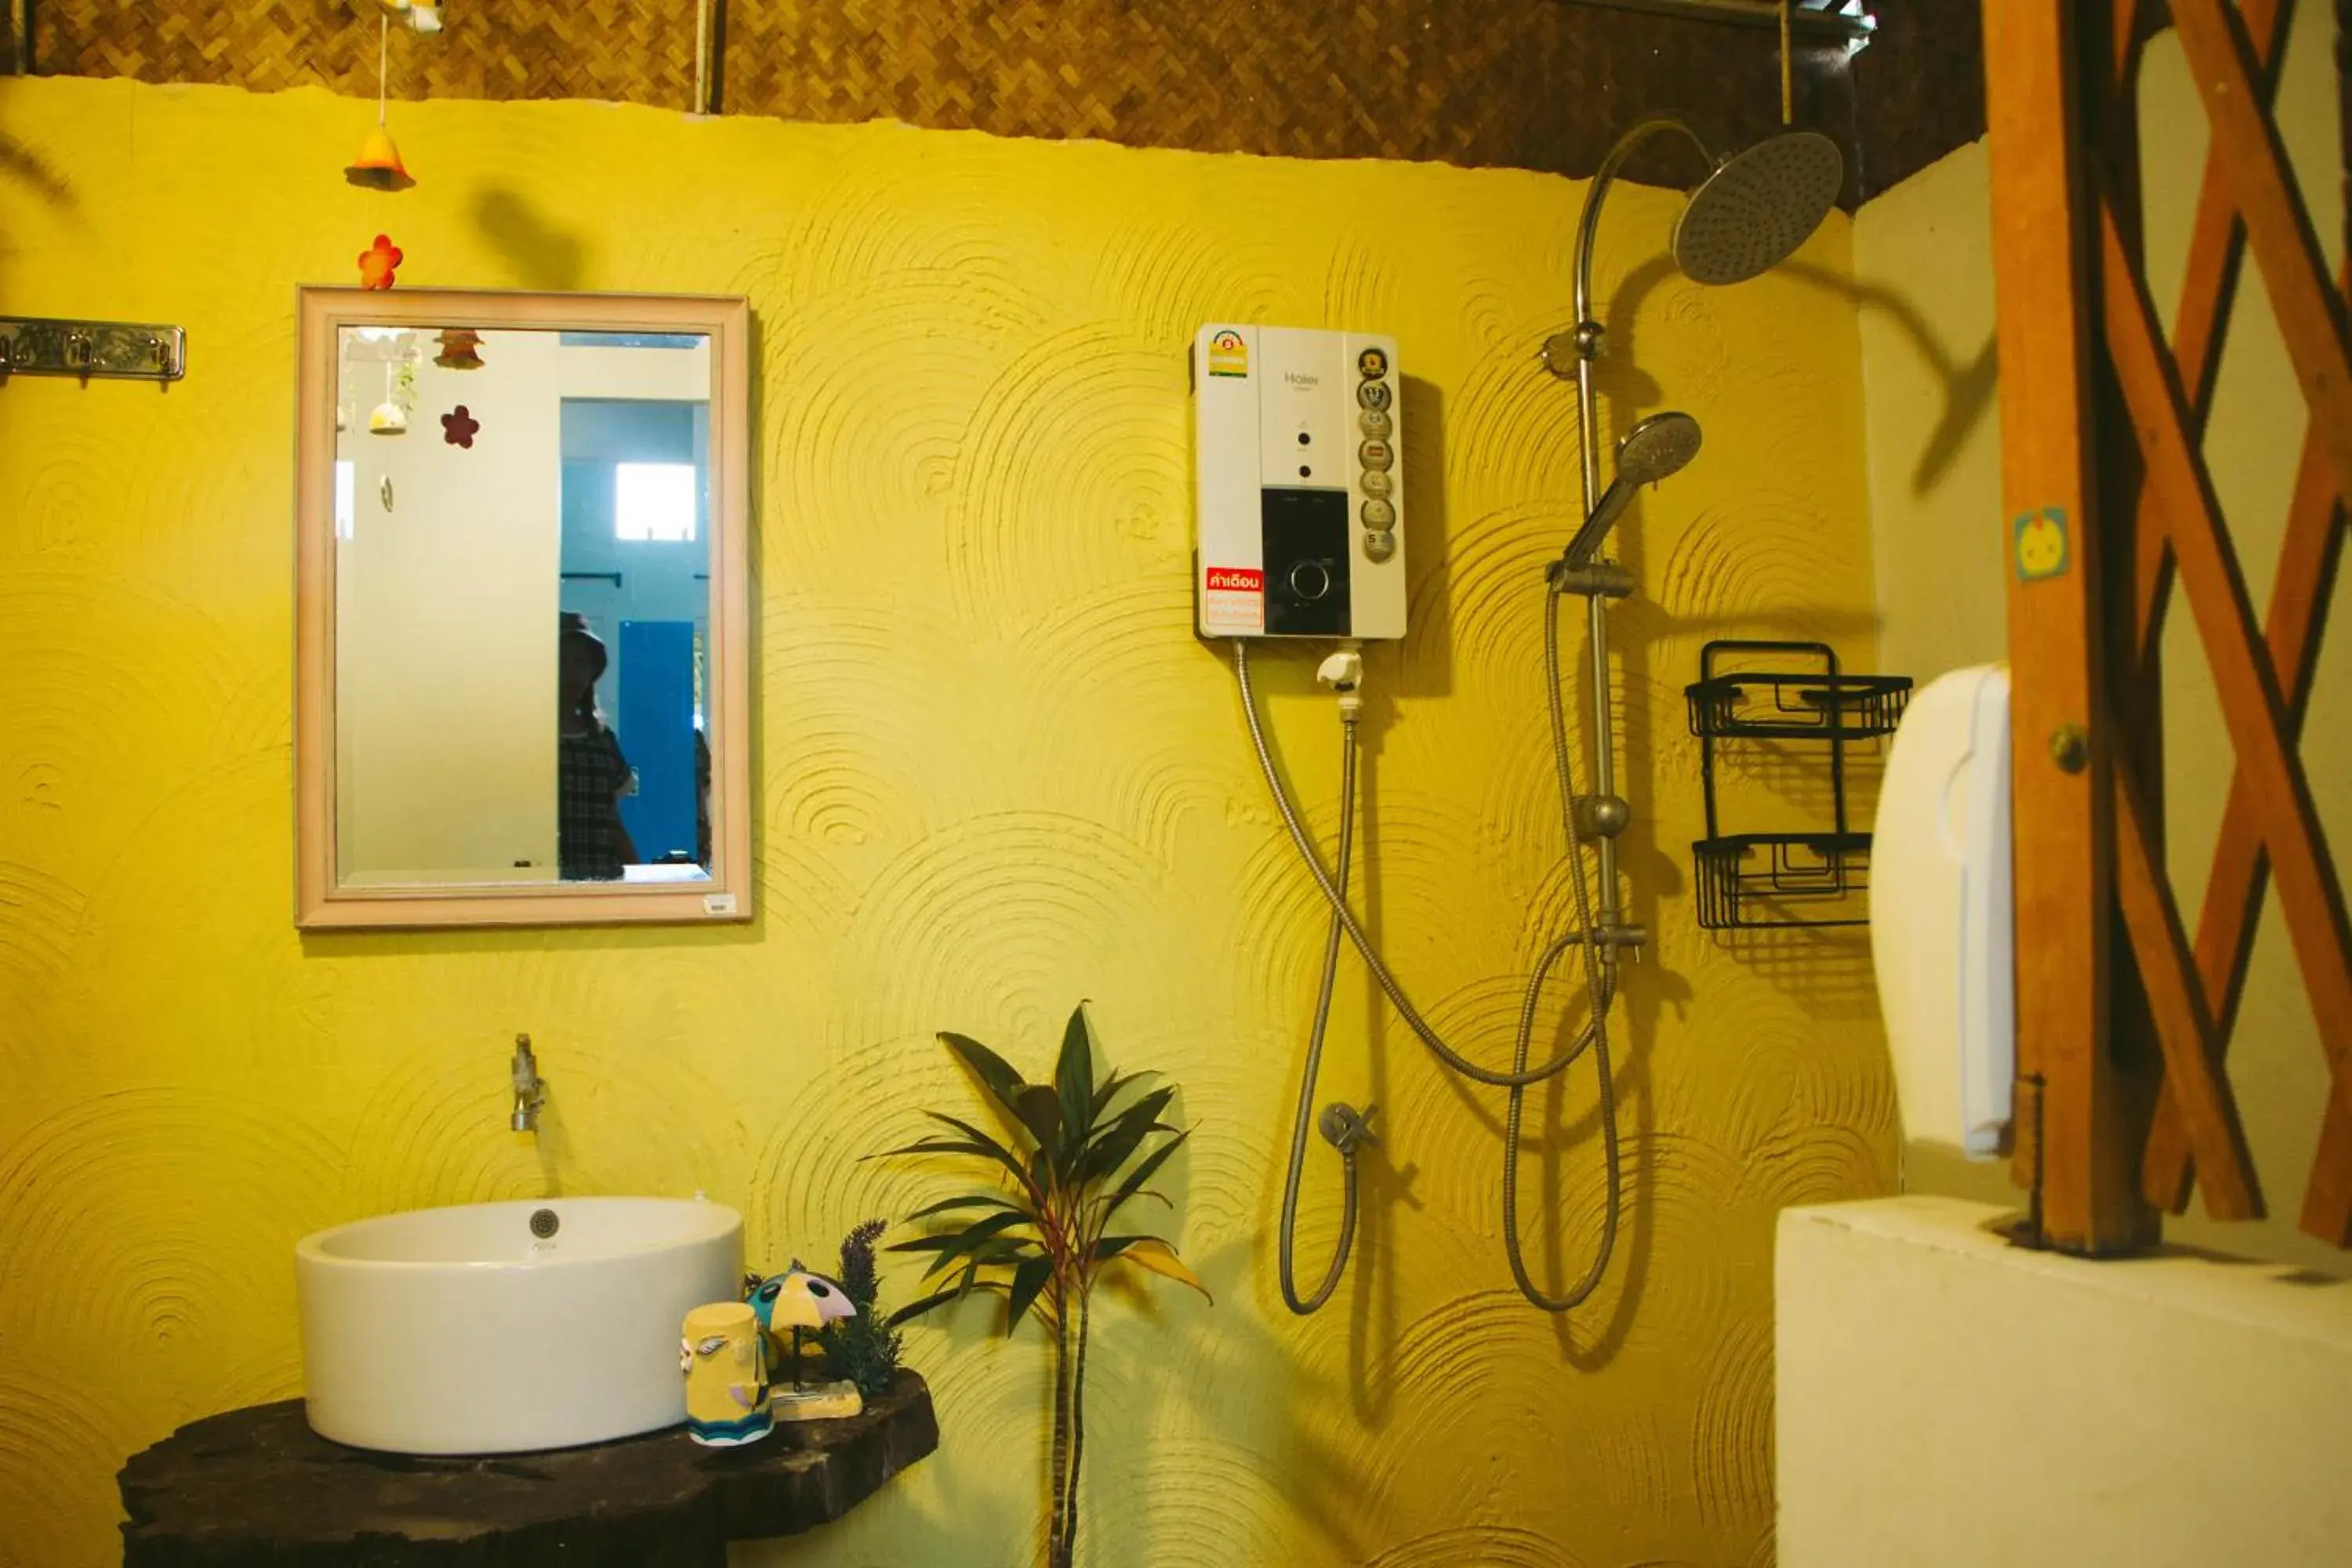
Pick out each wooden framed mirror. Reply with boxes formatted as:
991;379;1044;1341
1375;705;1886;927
294;288;752;929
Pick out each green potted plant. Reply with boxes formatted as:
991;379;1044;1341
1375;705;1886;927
880;1004;1208;1568
817;1218;904;1400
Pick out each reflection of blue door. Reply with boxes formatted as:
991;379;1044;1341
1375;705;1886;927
617;621;696;863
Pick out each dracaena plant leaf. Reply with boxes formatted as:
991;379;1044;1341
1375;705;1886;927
1091;1066;1158;1120
886;1271;1006;1328
941;1031;1029;1121
1004;1255;1054;1334
1056;1004;1096;1154
1095;1236;1212;1301
886;1287;964;1328
865;1135;989;1160
902;1193;1025;1222
1013;1083;1065;1169
1077;1087;1177;1181
1098;1129;1189;1223
884;1009;1208;1568
916;1111;1040;1194
895;1207;1031;1265
929;1232;1040;1280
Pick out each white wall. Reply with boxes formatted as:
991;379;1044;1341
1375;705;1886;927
336;328;564;884
1779;1196;2352;1568
1851;142;2005;687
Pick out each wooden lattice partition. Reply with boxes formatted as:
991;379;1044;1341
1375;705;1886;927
1984;0;2352;1254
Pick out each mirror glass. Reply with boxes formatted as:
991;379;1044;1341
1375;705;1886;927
331;325;717;887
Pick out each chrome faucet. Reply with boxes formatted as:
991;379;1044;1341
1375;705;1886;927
510;1034;547;1133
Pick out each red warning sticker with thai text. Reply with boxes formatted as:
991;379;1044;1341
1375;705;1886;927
1201;565;1265;634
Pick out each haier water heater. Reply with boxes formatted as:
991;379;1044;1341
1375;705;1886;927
1192;325;1406;641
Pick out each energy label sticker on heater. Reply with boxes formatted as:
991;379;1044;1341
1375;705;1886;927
1203;566;1265;633
1206;329;1250;378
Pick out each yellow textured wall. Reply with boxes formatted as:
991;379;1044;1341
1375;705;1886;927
0;75;1891;1567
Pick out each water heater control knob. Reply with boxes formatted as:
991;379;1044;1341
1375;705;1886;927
1287;560;1333;601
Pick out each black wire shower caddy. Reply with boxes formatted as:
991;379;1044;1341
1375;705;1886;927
1686;638;1911;930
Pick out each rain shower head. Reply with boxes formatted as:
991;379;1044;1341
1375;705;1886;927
1671;130;1845;286
1563;411;1702;566
1565;121;1847;340
1549;119;1837;567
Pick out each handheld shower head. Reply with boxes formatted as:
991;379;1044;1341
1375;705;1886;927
1671;130;1845;285
1563;411;1701;566
1614;409;1703;485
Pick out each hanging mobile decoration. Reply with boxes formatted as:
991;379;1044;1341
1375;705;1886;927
434;328;485;369
368;362;409;436
441;405;481;448
345;3;441;188
346;11;416;190
358;234;405;289
381;0;445;34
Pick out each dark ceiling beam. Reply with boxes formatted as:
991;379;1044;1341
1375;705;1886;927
1559;0;1877;46
1849;1;1986;198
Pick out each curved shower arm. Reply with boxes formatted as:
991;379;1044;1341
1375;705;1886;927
1571;117;1714;331
1559;115;1710;930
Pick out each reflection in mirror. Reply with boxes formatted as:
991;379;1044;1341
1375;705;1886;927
331;327;716;889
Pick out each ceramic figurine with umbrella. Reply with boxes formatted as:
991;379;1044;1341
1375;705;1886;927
746;1261;865;1421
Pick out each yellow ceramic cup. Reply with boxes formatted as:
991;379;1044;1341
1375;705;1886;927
680;1301;771;1446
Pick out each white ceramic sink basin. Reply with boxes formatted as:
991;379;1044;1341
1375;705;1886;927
297;1196;742;1454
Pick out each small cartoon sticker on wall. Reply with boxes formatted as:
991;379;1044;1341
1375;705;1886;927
441;405;479;448
2014;506;2070;582
358;234;405;290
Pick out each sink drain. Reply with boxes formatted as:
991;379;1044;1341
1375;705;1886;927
529;1208;560;1240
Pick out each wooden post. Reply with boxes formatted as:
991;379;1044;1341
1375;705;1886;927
1980;0;2158;1253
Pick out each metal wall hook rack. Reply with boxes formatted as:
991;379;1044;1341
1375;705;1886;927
0;317;188;382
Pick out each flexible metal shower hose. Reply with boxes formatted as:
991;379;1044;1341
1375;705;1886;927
1274;725;1359;1314
1242;584;1624;1314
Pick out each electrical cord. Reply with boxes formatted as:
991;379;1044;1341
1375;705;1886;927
1247;583;1623;1314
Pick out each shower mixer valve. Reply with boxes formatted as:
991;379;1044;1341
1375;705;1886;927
1318;1102;1378;1155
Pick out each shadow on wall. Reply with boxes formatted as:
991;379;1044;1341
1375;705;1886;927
0;130;72;209
472;187;590;292
734;1251;1379;1566
0;129;79;300
1580;243;1993;1023
1390;375;1454;701
1077;1235;1380;1565
1784;261;1999;497
1595;251;1999;500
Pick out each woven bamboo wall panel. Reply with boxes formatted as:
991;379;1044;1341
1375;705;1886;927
27;0;1868;196
35;0;704;107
